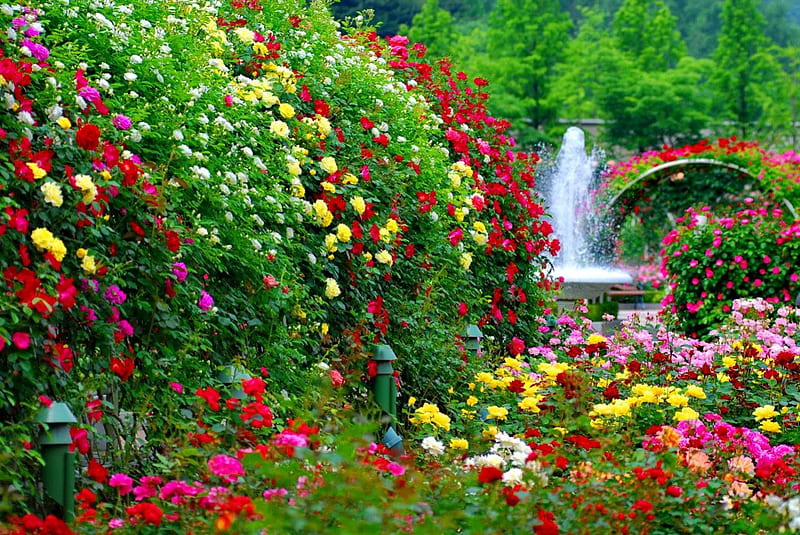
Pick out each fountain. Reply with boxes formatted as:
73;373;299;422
544;127;632;302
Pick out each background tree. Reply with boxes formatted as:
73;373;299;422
483;0;572;147
549;8;614;124
612;0;685;71
710;0;773;138
331;0;424;35
401;0;456;59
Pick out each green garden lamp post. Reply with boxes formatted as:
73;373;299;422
36;402;77;520
464;324;483;357
371;344;403;455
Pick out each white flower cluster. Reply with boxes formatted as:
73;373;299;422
421;436;445;456
464;431;545;487
766;494;800;531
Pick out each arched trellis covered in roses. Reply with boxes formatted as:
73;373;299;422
592;138;800;260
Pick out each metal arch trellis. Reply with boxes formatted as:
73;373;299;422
605;158;759;209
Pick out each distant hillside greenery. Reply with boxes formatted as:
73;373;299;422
332;0;800;154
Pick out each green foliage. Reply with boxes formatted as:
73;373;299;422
483;0;572;146
402;0;456;59
612;0;685;71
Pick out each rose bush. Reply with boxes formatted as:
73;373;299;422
660;201;800;337
0;0;558;515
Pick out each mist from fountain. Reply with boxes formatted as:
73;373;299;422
544;127;632;301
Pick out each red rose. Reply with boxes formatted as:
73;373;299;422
477;466;503;484
75;123;101;151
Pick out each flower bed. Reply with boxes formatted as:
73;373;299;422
5;299;800;533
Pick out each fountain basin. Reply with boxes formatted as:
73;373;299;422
553;266;633;302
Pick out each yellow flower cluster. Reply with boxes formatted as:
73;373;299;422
74;174;98;204
319;156;337;175
31;227;67;262
27;162;47;179
410;403;451;431
471;221;488;246
753;404;782;433
350;196;366;216
447;161;473;188
324;278;340;299
311;199;333;227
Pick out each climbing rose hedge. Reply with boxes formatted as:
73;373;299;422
0;0;559;505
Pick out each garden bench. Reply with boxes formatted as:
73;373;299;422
606;283;645;309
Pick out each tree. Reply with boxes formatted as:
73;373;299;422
612;0;685;71
596;56;712;152
330;0;424;36
402;0;456;59
710;0;774;138
549;8;615;121
483;0;572;146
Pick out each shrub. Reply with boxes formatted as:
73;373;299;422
660;202;800;337
0;0;558;514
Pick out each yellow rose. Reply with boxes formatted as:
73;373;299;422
449;438;469;450
759;420;781;433
324;278;341;299
324;234;338;252
74;174;97;204
270;120;289;138
81;255;97;275
40;182;63;207
278;102;295;119
753;405;779;421
684;385;706;399
485;406;508;420
518;396;541;412
316;115;331;136
586;333;608;345
234;27;255;44
385;219;399;233
666;393;689;408
673;407;700;422
319;156;337;175
287;160;302;176
432;412;451;431
56;117;71;129
350;196;366;215
336;224;351;242
342;173;358;185
31;227;55;252
26;162;46;180
375;250;393;265
459;252;472;271
321;182;336;193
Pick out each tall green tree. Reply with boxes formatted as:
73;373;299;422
612;0;684;70
550;8;615;121
710;0;775;137
596;55;713;152
483;0;572;146
402;0;456;59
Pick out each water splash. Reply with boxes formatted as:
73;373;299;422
543;127;631;300
546;127;602;267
